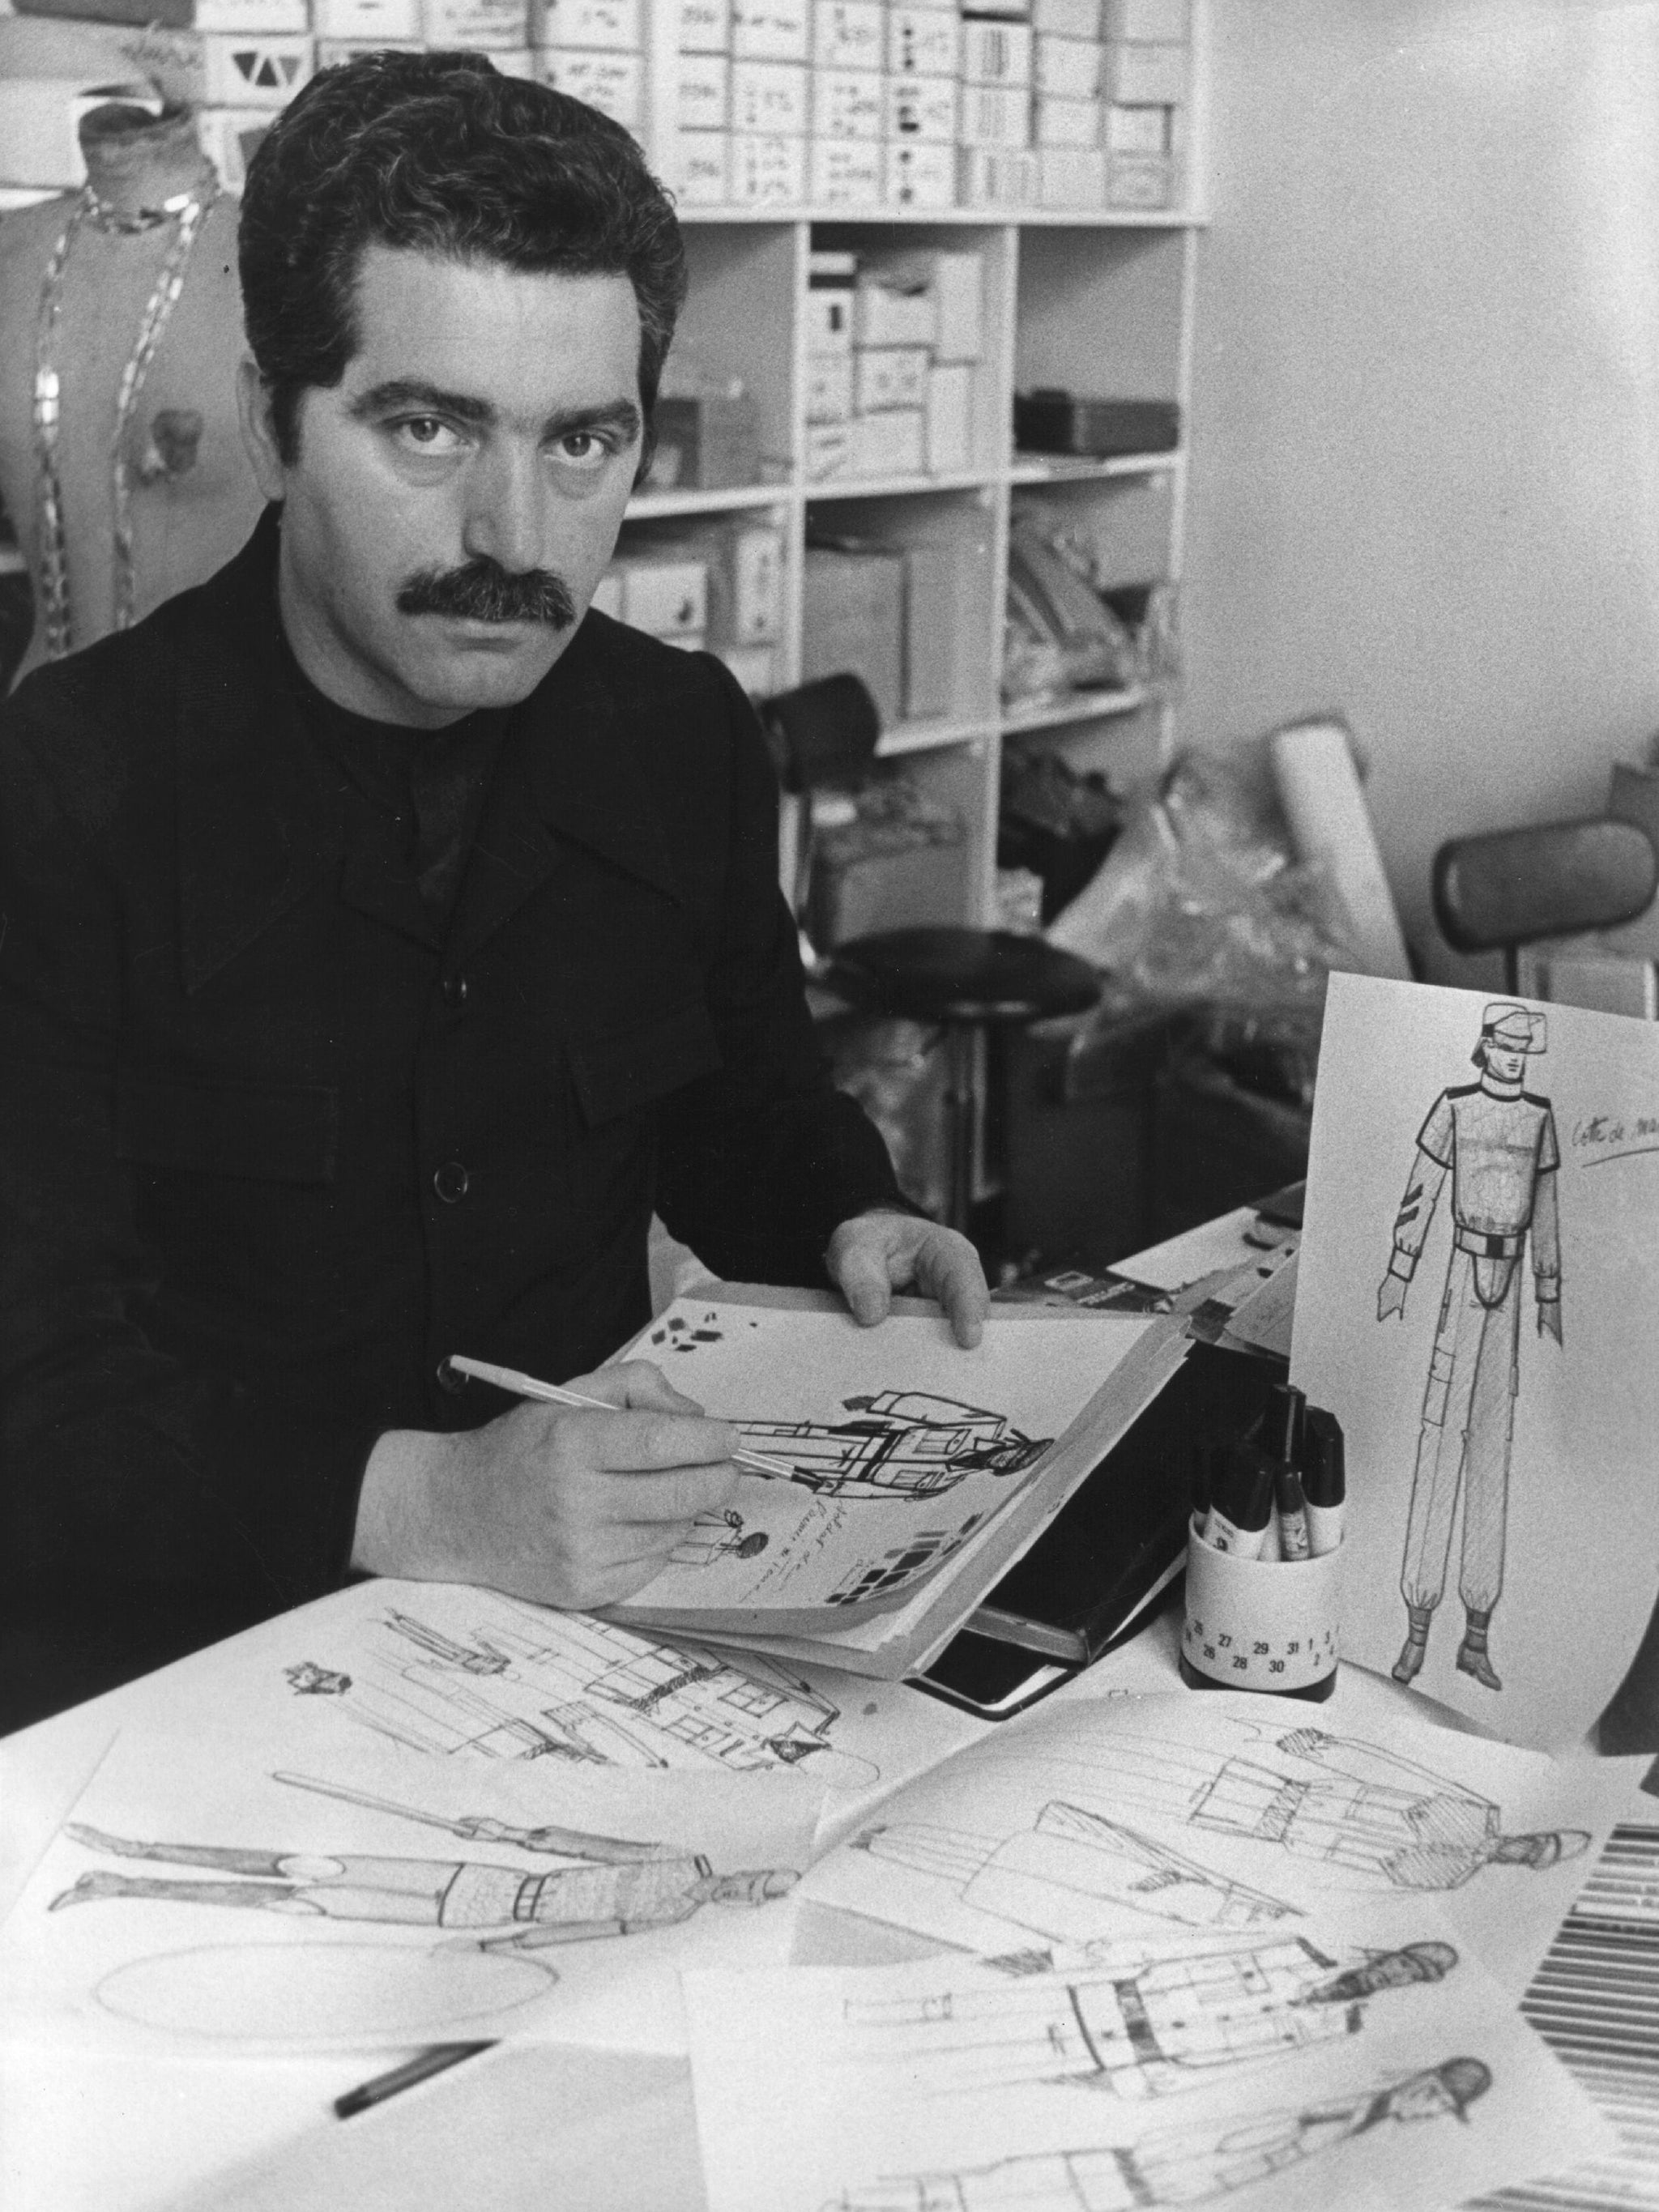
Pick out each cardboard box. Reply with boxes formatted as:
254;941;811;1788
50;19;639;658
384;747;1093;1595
876;248;982;360
886;6;958;76
650;389;761;486
805;420;854;480
1034;93;1097;147
805;258;856;353
1039;145;1106;203
882;139;955;206
802;545;906;723
676;0;730;49
854;344;930;412
728;127;805;198
956;143;1039;205
531;0;638;44
854;270;937;348
279;0;369;30
730;56;808;132
726;522;787;642
1102;0;1187;36
1033;0;1098;32
676;128;729;199
617;556;708;637
958;83;1031;146
1035;32;1100;96
731;0;808;56
315;32;422;56
809;134;883;203
422;0;525;40
848;407;927;475
812;0;885;70
1104;98;1171;151
202;31;313;104
490;46;537;75
588;572;625;620
884;72;957;140
715;642;777;695
806;353;857;422
1102;36;1186;103
536;45;643;123
1106;149;1174;206
676;49;728;126
812;66;883;137
962;19;1030;83
903;543;970;717
926;361;975;470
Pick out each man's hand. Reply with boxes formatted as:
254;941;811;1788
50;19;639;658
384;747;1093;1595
1377;1273;1408;1323
826;1209;989;1349
352;1361;741;1611
1537;1294;1563;1345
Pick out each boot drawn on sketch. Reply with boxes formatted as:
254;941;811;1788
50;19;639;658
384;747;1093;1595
1377;1001;1563;1693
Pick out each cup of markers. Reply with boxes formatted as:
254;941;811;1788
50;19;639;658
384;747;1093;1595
1179;1384;1345;1703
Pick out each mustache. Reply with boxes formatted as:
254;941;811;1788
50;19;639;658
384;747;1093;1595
395;559;578;628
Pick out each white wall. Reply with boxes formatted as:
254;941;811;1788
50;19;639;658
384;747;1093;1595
1179;0;1659;978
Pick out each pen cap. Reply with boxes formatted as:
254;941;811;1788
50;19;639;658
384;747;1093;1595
1213;1445;1276;1536
1262;1380;1305;1469
1302;1406;1346;1508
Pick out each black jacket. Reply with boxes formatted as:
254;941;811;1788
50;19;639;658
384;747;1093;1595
0;517;903;1710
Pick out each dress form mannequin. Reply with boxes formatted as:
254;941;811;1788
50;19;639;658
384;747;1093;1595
0;101;262;688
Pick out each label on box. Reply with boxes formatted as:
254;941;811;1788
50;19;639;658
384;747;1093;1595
1039;145;1105;203
1034;92;1097;146
1106;148;1174;207
677;128;730;199
805;420;852;480
422;0;527;41
729;129;806;199
730;57;808;131
202;32;314;106
805;352;855;421
854;271;937;347
958;82;1030;146
882;138;954;206
731;0;808;58
809;135;883;202
848;407;926;476
853;344;929;412
1102;0;1187;36
962;19;1030;83
1033;0;1097;31
1035;32;1099;96
886;6;958;76
925;360;974;472
729;524;785;641
904;245;983;360
532;0;639;44
537;47;643;122
195;0;309;32
1102;36;1187;104
315;32;422;60
677;51;729;126
804;282;855;354
492;47;538;76
956;143;1038;205
677;0;730;49
812;66;883;137
620;558;708;637
197;105;273;190
812;0;885;69
885;72;956;139
1104;97;1170;151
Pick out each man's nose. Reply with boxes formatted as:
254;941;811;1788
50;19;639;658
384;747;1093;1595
461;445;545;576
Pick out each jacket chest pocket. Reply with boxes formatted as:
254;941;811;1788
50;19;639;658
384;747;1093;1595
115;1070;339;1184
567;1003;723;1132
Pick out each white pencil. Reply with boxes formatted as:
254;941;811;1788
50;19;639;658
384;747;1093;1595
446;1354;798;1480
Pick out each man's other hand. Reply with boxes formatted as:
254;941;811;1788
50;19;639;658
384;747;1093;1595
826;1209;989;1349
352;1360;741;1610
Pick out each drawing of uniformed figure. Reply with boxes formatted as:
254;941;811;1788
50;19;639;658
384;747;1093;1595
856;1801;1294;1940
837;1937;1456;2099
50;1823;796;1949
825;2056;1492;2210
740;1393;1049;1500
1377;1001;1563;1692
1006;1727;1589;1892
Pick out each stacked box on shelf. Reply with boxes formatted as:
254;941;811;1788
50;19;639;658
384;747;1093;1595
807;245;981;481
883;0;956;210
597;513;786;692
532;0;642;134
673;0;731;203
1100;0;1187;208
724;0;809;203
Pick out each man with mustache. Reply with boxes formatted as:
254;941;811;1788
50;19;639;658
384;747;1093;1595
0;54;987;1726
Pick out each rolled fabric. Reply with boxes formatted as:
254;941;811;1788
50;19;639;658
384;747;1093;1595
1269;714;1412;979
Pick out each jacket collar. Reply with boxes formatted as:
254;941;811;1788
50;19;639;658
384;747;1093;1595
173;512;684;990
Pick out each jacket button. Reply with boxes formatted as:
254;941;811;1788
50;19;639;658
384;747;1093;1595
433;1161;470;1204
441;973;469;1008
435;1357;469;1394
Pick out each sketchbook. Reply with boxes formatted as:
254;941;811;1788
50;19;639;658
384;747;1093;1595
1290;973;1659;1752
595;1288;1191;1681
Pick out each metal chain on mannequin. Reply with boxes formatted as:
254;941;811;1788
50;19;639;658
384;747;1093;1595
32;164;220;658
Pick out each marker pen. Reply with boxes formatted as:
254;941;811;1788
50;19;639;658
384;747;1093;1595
1201;1445;1275;1558
1260;1381;1310;1559
1301;1406;1346;1555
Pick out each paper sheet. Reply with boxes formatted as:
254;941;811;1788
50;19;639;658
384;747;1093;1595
683;1942;1610;2212
0;1725;821;2058
800;1688;1637;1997
1290;973;1659;1750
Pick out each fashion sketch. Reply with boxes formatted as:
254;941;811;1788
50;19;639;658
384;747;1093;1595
824;2056;1492;2210
1377;1000;1563;1692
834;1936;1457;2099
1000;1725;1589;1892
738;1392;1050;1501
855;1801;1295;1940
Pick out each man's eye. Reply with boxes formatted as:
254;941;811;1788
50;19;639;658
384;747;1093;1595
394;418;464;453
556;430;612;466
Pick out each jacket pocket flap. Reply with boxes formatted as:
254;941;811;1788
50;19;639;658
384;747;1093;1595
569;1004;722;1127
115;1072;339;1184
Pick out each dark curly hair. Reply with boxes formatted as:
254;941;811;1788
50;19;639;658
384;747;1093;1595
239;52;687;465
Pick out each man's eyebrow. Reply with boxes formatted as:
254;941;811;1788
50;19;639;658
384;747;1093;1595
348;380;494;425
543;398;644;442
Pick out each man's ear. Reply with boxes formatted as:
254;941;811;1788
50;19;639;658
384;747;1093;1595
236;356;288;501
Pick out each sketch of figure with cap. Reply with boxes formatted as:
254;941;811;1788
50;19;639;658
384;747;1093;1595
1378;1000;1563;1692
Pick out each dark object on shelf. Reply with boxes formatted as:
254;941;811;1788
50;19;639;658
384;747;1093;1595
647;389;761;491
1013;390;1180;460
965;1341;1284;1667
1432;815;1657;994
757;670;880;792
998;750;1124;924
825;927;1102;1234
